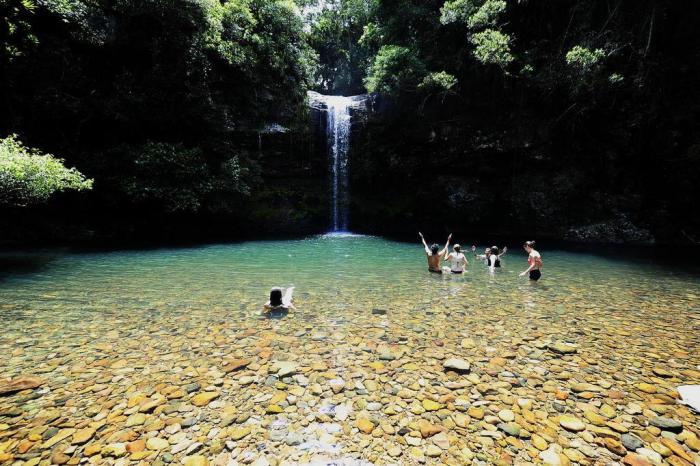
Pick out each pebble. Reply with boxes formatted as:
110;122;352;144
623;453;654;466
426;445;442;457
498;409;515;422
191;392;219;407
422;399;442;411
622;433;644;451
183;455;209;466
637;447;663;464
356;418;374;434
443;358;470;373
229;427;250;440
274;361;298;377
0;376;44;395
548;342;578;354
540;446;563;465
531;434;548;451
146;437;170;450
605;437;627;456
637;383;657;394
560;415;586;432
328;378;345;394
649;417;683;433
71;428;95;445
497;422;521;437
468;406;484;419
660;438;695;462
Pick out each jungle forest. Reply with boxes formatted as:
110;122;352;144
2;0;699;245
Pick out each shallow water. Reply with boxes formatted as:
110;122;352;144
0;235;699;465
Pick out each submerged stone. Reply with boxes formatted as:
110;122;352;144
560;415;586;432
649;417;683;433
548;342;578;355
0;376;43;396
443;358;470;373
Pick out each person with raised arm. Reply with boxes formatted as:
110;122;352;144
471;245;507;269
519;241;542;281
263;287;296;313
444;243;468;274
490;246;507;267
419;232;451;274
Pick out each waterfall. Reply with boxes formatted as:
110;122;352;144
325;96;352;231
309;91;366;232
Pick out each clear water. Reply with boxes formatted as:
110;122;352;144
1;235;699;464
2;235;698;321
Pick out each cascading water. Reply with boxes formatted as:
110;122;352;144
324;96;352;231
308;91;366;232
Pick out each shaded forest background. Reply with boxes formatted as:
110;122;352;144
1;0;699;245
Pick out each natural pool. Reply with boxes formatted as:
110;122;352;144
0;234;699;466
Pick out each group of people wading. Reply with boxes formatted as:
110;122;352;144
418;232;543;281
264;233;544;314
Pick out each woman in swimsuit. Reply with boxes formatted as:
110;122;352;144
419;232;452;274
444;244;468;274
519;241;542;281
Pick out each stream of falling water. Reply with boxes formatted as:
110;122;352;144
322;95;353;231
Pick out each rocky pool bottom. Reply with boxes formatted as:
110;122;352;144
0;235;699;466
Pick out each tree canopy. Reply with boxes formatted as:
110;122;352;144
1;0;698;243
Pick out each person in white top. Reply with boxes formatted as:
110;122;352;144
263;287;295;313
443;244;468;274
471;245;507;269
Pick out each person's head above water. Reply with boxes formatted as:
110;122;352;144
453;244;461;253
269;287;283;307
491;246;500;255
484;247;491;255
430;244;439;255
523;240;536;252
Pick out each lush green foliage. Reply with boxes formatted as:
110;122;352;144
308;0;514;96
566;46;605;73
439;0;478;25
307;0;376;94
418;71;457;93
364;46;425;94
470;28;512;68
0;135;92;206
0;0;38;61
120;142;248;213
1;0;315;213
466;0;505;30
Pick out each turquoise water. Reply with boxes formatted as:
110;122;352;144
2;233;699;363
1;234;699;465
2;234;698;320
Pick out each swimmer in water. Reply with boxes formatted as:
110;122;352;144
519;241;542;281
471;245;507;269
263;286;296;313
419;232;451;274
443;243;468;274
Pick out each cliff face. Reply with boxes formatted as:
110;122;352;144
2;89;697;247
346;95;698;245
